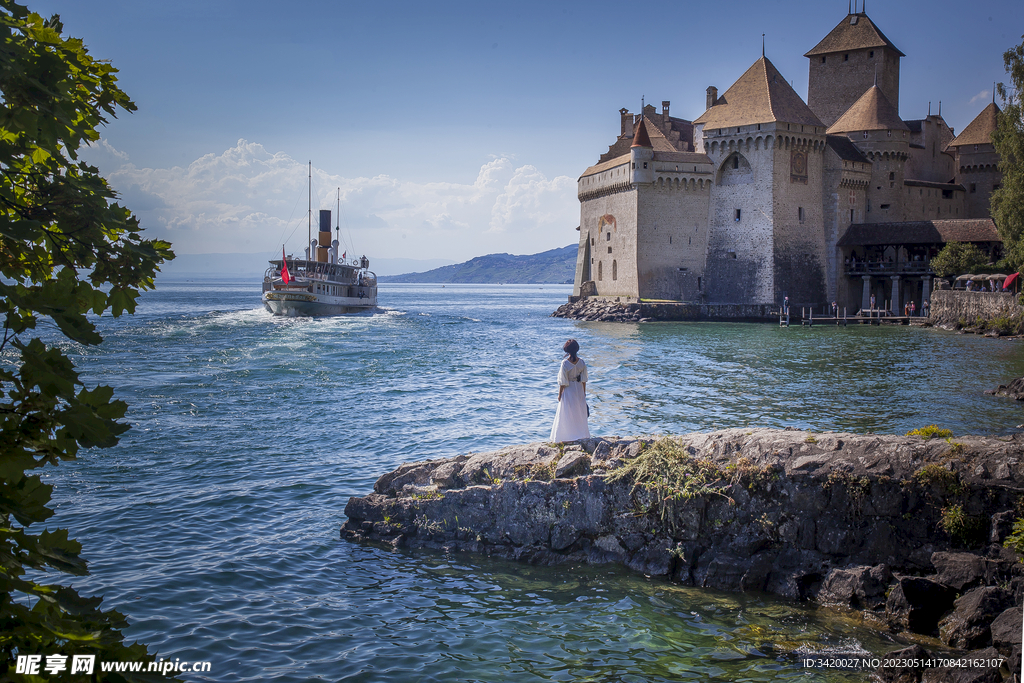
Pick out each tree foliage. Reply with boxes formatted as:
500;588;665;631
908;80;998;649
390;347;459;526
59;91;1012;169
929;241;989;278
0;1;174;678
992;34;1024;271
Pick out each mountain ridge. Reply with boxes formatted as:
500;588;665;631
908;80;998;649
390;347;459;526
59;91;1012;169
380;244;577;284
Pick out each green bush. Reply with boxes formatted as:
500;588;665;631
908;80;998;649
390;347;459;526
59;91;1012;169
931;242;990;278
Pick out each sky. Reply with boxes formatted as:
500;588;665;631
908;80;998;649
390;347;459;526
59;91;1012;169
28;0;1024;265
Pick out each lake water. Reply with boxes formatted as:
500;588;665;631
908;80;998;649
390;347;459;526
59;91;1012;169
41;280;1024;682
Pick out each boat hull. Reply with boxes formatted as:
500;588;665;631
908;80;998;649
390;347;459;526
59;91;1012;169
262;291;376;317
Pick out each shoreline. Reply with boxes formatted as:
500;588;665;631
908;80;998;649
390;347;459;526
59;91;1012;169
342;428;1024;680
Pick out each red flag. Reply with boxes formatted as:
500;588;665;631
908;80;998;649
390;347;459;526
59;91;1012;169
281;247;290;284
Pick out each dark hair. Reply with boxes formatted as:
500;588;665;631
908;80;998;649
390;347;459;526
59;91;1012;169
563;339;579;362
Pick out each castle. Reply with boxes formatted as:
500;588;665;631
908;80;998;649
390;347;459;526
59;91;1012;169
571;7;1003;314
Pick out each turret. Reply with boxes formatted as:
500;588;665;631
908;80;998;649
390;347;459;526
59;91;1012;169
630;118;654;185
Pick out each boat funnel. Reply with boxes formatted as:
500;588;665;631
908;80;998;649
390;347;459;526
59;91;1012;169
317;210;332;263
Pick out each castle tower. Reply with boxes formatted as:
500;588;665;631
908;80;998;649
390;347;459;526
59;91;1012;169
948;102;1002;219
805;10;904;128
827;85;910;223
694;56;827;305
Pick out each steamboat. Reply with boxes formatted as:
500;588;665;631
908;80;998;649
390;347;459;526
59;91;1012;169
262;168;377;316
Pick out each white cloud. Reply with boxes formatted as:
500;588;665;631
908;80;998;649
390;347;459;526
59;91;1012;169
83;140;579;261
489;165;576;234
969;90;991;104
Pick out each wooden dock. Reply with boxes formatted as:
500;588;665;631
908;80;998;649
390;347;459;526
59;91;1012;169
779;307;924;327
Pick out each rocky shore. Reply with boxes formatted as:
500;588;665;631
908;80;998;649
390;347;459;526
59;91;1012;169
551;297;776;322
343;428;1024;681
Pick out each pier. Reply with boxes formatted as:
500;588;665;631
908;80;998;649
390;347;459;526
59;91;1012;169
779;305;926;327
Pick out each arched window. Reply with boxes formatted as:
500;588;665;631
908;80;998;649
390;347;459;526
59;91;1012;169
612;260;618;280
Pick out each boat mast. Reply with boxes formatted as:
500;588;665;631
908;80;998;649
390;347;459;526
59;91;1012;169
307;161;311;264
336;187;341;263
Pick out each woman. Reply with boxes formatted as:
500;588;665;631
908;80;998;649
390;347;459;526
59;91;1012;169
550;339;590;443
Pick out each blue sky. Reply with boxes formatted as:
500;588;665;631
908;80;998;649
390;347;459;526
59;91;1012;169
29;0;1024;264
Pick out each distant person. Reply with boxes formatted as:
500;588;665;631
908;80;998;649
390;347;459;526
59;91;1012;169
923;300;930;317
870;294;876;310
910;301;916;317
550;339;590;443
831;301;838;317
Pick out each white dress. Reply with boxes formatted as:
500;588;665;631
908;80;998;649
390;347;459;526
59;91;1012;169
550;357;590;442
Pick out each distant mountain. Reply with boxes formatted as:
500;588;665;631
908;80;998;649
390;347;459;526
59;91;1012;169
379;245;577;284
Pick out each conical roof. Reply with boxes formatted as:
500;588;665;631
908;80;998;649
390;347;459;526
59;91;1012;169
949;102;1000;147
693;57;823;129
805;12;904;57
631;117;653;148
827;85;908;134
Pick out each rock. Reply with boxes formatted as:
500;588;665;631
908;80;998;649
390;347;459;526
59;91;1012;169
920;647;1004;683
990;605;1023;673
989;510;1017;545
818;564;891;609
938;586;1014;649
886;576;957;635
875;644;930;683
342;428;1024;629
429;456;467;489
878;646;1005;683
994;377;1024;400
555;451;591;479
932;552;994;591
374;460;439;495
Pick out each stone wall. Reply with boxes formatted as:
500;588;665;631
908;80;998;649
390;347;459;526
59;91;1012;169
928;289;1023;327
704;132;777;304
635;168;711;301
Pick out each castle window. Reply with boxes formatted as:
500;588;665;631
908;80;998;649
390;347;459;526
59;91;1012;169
669;236;672;244
869;50;874;58
591;237;595;246
606;232;611;241
970;183;977;193
798;207;804;221
880;204;891;210
887;130;892;137
863;131;868;138
643;162;648;169
607;247;612;254
974;145;979;151
850;209;854;222
733;156;739;169
727;251;737;259
698;277;702;290
889;172;895;180
612;260;617;280
844;53;849;61
821;56;826;64
735;209;741;221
